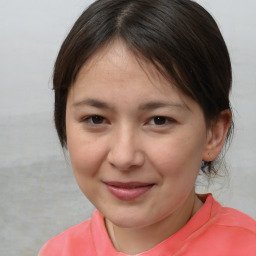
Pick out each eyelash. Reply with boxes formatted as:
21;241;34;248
82;115;175;127
147;116;175;126
82;115;108;125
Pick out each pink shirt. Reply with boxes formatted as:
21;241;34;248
39;194;256;255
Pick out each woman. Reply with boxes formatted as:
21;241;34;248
40;0;256;255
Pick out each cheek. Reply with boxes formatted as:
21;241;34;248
67;128;107;177
148;133;205;177
67;135;107;201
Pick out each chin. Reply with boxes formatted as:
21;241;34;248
105;209;156;229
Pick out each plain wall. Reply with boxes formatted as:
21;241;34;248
0;0;255;255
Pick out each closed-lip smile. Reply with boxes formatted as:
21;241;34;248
103;181;155;201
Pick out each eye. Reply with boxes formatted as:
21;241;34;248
83;115;107;125
148;116;174;126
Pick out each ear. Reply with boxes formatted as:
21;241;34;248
202;109;232;161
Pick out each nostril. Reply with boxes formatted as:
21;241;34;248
107;147;145;171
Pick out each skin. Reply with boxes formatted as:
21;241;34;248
65;40;231;254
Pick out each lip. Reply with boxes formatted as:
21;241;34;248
104;181;154;201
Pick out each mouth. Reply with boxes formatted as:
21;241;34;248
103;181;154;201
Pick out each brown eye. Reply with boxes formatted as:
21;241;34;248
83;115;106;125
147;116;176;127
91;115;105;124
152;116;168;125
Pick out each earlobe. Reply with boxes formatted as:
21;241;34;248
202;109;232;161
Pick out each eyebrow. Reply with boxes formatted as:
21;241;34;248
73;98;188;111
73;98;113;109
138;101;188;111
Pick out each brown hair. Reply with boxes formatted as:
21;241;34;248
53;0;233;174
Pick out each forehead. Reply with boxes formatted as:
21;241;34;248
73;40;179;95
67;40;206;124
69;40;203;114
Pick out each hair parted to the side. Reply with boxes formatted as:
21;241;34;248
53;0;233;175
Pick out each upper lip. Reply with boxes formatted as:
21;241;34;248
103;181;154;188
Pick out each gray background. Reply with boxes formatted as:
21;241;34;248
0;0;255;255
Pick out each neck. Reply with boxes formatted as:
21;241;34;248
105;192;203;255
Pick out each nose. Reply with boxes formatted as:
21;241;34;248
107;126;145;171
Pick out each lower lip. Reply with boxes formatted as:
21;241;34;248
106;184;154;201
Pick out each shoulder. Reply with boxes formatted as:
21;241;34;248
185;194;256;255
199;194;256;235
201;197;256;254
214;203;256;235
39;219;94;256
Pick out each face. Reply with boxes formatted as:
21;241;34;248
66;41;212;229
